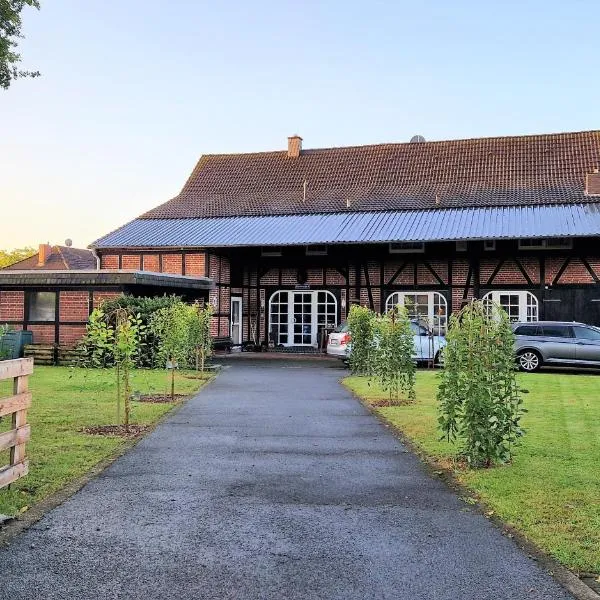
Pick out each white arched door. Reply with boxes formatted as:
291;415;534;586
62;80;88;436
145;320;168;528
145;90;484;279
269;290;337;346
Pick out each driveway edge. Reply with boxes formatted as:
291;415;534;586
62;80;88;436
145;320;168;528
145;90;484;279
341;379;600;600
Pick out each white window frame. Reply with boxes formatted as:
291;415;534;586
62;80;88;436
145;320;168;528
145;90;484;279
389;242;425;254
385;291;448;334
305;245;328;256
482;290;539;322
518;238;573;250
483;240;496;251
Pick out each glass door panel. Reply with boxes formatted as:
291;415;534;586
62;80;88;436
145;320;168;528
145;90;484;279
293;292;313;345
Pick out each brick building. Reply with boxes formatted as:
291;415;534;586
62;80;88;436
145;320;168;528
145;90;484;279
90;131;600;348
0;244;212;348
7;130;600;351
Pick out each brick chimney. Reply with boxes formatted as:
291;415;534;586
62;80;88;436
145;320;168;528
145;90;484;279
37;243;52;266
287;135;302;158
586;170;600;196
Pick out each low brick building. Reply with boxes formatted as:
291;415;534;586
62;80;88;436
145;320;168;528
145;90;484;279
88;130;600;349
0;244;212;348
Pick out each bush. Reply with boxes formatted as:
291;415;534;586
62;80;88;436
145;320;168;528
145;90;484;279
437;300;525;467
347;305;376;376
372;306;416;404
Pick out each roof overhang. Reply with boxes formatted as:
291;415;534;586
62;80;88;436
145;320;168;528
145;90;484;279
90;204;600;249
0;270;214;290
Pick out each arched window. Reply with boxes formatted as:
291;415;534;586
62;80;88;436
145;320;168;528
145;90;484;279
386;291;448;334
482;291;538;322
268;290;338;347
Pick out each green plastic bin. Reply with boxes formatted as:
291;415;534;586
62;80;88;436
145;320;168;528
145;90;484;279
0;330;34;359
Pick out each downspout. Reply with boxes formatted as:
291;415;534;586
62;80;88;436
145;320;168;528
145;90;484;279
90;247;101;270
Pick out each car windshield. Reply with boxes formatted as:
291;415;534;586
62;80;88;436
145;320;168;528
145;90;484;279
333;322;349;333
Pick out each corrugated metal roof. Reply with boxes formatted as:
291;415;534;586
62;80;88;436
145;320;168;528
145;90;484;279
91;204;600;249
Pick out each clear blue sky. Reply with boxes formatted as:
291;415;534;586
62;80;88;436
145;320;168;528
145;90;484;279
1;0;598;249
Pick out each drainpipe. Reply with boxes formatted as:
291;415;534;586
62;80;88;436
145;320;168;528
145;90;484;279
90;247;101;270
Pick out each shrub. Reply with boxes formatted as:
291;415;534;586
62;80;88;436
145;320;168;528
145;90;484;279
372;306;416;404
346;304;376;376
187;303;213;371
437;300;525;467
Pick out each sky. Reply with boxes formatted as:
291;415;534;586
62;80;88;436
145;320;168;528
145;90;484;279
1;0;599;250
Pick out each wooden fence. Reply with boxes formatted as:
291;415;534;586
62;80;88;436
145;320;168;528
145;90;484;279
0;358;33;489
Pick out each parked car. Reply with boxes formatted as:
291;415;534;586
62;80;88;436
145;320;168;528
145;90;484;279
513;321;600;372
326;320;446;365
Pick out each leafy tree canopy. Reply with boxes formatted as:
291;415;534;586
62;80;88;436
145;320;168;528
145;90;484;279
1;0;40;90
0;246;36;268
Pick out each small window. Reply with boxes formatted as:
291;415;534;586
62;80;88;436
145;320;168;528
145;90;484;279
28;292;56;322
305;245;328;256
514;325;540;336
455;241;468;252
573;326;600;341
518;238;573;250
389;242;425;253
261;246;282;257
541;325;573;338
483;240;496;251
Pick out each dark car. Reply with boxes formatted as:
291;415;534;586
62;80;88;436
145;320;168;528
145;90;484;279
512;321;600;372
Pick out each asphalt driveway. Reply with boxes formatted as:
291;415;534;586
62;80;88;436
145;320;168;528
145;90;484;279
0;359;574;599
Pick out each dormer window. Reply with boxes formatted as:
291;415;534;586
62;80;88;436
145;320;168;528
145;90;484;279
306;245;328;256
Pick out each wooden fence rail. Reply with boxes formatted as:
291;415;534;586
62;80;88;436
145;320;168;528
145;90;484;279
0;358;33;489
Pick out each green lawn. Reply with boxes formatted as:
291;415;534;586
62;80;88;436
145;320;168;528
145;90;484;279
0;366;210;516
344;370;600;575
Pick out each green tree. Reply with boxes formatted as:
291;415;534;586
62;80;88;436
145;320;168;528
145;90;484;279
1;0;40;90
0;247;36;268
150;302;192;401
346;304;376;376
437;300;525;467
187;302;213;372
372;306;416;405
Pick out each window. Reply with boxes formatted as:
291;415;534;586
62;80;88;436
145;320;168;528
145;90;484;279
541;325;573;338
514;325;541;336
386;291;448;334
483;291;538;322
28;292;56;322
306;245;328;256
518;238;573;250
455;241;468;252
483;240;496;251
389;242;425;253
261;246;282;257
572;326;600;341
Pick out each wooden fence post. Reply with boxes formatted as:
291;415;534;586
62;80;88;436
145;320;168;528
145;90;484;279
0;358;33;489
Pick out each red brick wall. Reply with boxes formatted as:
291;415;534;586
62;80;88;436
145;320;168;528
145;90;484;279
0;291;24;321
121;255;141;270
162;254;183;275
28;324;55;345
59;325;88;347
93;291;121;310
142;254;160;272
185;253;206;276
59;291;89;322
101;255;119;270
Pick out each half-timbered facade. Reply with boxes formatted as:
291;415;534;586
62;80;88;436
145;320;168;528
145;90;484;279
91;130;600;349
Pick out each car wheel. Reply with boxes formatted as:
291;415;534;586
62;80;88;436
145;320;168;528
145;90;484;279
517;350;542;372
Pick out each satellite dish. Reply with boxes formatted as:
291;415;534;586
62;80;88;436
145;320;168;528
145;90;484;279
65;238;73;247
410;135;426;143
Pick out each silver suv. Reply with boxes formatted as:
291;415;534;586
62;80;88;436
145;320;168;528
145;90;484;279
513;321;600;372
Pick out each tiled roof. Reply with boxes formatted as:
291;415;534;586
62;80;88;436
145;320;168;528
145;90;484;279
3;246;97;270
141;130;600;219
91;204;600;249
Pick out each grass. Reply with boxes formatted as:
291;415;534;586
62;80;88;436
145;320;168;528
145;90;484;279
343;370;600;575
0;366;211;516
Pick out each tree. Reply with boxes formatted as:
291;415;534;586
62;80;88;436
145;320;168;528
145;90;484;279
437;300;525;467
1;1;40;90
187;302;213;373
0;247;36;268
346;305;376;376
372;306;416;405
150;302;192;401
